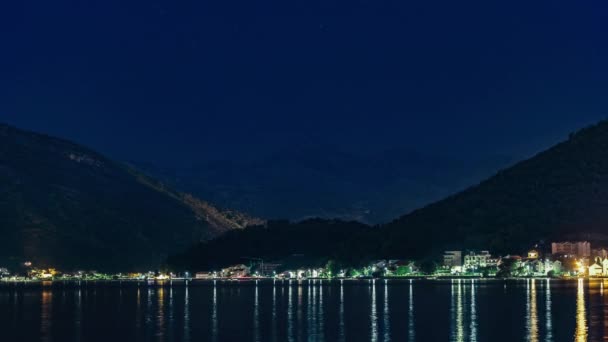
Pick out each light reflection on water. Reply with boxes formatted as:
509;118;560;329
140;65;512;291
168;287;174;342
307;281;313;339
545;279;552;342
183;286;190;342
157;287;165;341
383;280;390;342
9;278;608;341
253;281;260;342
370;279;378;342
211;282;218;342
74;289;82;342
450;279;464;341
526;279;538;342
408;280;415;341
145;288;152;338
288;282;294;342
135;287;142;340
575;278;587;342
469;279;477;342
40;289;52;342
297;283;303;342
339;281;345;342
318;280;325;342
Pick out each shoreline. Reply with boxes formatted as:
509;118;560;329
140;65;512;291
0;276;601;288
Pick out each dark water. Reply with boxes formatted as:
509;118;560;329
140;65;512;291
1;278;606;341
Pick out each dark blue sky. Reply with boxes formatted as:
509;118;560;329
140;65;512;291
1;0;607;164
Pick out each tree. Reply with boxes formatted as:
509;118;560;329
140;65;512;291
395;265;411;276
496;258;518;278
346;268;362;278
325;260;339;278
418;260;437;275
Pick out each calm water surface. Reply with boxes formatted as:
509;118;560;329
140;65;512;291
0;279;606;341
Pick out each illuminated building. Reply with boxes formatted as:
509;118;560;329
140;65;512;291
602;258;608;275
463;251;497;272
28;268;57;279
527;250;539;259
220;264;250;278
551;241;590;258
586;257;608;277
588;262;603;277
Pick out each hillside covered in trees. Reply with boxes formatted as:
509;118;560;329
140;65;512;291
0;124;262;271
167;219;372;271
378;120;608;258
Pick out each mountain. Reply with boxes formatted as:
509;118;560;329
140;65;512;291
0;124;262;271
137;146;511;224
377;120;608;258
169;120;608;269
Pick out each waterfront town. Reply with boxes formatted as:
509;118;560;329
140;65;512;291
2;241;608;283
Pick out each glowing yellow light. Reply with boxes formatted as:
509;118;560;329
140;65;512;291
526;280;538;342
575;279;587;341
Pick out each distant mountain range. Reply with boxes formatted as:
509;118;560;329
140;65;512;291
137;147;512;224
8;118;608;271
0;124;262;271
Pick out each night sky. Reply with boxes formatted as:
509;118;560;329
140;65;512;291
1;0;607;165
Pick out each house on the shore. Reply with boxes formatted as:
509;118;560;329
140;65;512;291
588;257;608;277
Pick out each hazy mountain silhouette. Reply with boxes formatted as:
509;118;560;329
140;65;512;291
138;146;511;224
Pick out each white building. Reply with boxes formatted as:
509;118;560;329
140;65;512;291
588;257;608;277
463;251;495;272
589;262;602;277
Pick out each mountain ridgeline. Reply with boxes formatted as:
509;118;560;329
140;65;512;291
379;120;608;258
0;124;262;271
